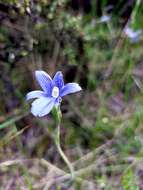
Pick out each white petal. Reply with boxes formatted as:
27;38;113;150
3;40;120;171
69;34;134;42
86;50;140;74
26;90;45;100
38;99;55;117
31;97;52;117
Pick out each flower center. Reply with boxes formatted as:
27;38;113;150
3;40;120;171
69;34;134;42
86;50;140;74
52;86;59;98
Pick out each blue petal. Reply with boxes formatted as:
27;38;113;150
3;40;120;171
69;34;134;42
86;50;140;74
35;71;53;95
61;83;82;97
31;97;54;117
26;90;46;100
53;71;64;89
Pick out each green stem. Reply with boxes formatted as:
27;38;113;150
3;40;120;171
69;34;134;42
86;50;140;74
54;123;74;180
131;0;141;27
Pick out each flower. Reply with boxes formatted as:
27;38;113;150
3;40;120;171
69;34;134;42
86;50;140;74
26;71;82;117
99;15;111;23
124;26;142;43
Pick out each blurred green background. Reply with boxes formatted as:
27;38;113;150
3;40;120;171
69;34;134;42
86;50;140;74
0;0;143;189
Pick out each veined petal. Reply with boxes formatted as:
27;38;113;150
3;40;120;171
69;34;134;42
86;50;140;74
38;99;55;117
26;90;46;100
35;70;52;94
53;71;64;89
61;83;82;97
31;97;53;117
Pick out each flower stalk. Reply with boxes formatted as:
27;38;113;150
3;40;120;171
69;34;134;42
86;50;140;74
52;107;74;180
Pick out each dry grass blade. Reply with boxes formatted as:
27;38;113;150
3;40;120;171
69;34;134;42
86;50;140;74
0;158;97;189
0;125;30;147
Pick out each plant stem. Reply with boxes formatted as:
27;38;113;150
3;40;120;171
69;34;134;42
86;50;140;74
54;122;74;180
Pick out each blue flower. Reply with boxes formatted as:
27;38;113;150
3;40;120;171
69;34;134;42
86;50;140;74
99;15;111;23
26;71;82;117
124;26;142;43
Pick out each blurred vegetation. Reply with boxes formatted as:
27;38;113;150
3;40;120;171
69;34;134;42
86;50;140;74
0;0;143;189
